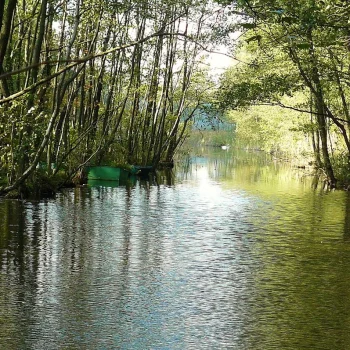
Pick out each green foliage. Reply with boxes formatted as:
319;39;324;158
215;0;350;186
0;0;227;196
186;129;236;148
332;152;350;186
218;45;301;109
228;94;313;158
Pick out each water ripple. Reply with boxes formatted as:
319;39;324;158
1;149;350;349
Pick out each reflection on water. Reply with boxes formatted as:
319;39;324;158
1;148;350;349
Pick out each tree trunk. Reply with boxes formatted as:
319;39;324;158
289;40;337;187
0;0;17;96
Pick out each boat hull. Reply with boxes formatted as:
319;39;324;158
86;166;129;181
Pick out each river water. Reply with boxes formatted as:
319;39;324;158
1;147;350;349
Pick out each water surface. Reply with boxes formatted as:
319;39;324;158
1;148;350;349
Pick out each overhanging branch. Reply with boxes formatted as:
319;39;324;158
255;101;350;124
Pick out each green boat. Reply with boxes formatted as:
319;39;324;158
86;166;129;181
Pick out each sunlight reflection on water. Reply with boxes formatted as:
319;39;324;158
1;148;350;349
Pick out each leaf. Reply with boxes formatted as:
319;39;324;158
240;23;256;29
246;35;262;44
296;43;311;50
282;17;295;24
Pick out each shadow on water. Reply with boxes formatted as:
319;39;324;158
1;147;350;349
344;194;350;241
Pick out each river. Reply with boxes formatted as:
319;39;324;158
1;147;350;349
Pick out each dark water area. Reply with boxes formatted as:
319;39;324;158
1;147;350;349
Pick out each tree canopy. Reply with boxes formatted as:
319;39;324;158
215;0;350;187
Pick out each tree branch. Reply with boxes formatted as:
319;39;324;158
0;30;191;105
256;101;350;124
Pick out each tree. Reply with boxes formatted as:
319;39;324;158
216;0;350;187
0;0;224;196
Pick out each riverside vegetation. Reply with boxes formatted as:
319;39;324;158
0;0;224;197
1;0;350;197
216;0;350;189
